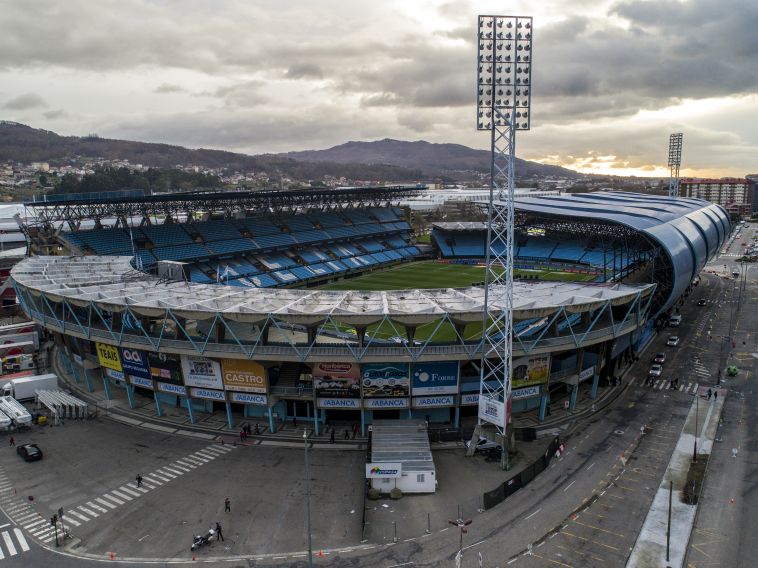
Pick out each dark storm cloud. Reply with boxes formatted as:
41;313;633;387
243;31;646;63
2;92;47;110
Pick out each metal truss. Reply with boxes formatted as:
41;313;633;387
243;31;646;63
14;282;651;364
23;185;423;227
668;133;683;198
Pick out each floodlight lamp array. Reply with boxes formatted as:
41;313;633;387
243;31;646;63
477;15;533;131
668;133;683;167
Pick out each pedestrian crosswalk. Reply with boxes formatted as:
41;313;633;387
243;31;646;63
0;442;235;545
0;527;30;560
631;377;699;393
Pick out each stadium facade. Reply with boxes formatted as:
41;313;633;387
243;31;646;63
12;188;727;435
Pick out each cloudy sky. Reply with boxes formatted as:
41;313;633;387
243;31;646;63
1;0;756;177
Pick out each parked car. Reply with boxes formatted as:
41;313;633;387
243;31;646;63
667;336;680;347
649;364;663;377
654;352;666;364
16;443;43;462
697;299;707;306
465;436;499;452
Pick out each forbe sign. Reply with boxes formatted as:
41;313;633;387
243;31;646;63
411;361;459;395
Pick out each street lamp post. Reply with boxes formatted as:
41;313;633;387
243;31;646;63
303;429;313;568
449;516;472;562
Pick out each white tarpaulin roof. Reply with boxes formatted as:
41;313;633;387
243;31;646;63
12;256;654;326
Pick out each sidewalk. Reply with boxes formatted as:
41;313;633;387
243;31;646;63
626;386;726;568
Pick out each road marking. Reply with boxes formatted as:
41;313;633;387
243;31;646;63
155;469;177;479
88;501;109;513
586;462;596;471
195;451;216;460
23;519;46;530
525;508;542;520
119;486;142;497
12;528;28;552
95;497;117;510
2;531;17;556
62;516;81;527
68;510;89;522
563;480;576;492
102;493;125;505
110;489;133;501
169;464;191;473
78;505;98;518
162;466;185;476
176;459;197;469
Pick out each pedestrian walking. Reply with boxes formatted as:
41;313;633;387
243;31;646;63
707;388;712;400
330;430;335;444
215;521;224;541
136;474;143;488
224;497;231;513
714;391;718;401
344;429;349;440
254;423;260;435
293;416;297;428
8;436;14;447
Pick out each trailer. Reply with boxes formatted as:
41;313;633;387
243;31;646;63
2;373;58;401
0;396;32;426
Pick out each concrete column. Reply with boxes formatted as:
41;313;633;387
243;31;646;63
185;397;195;423
225;402;233;429
356;327;366;348
154;391;164;417
539;390;549;422
569;385;578;412
267;406;276;433
454;323;467;344
83;368;94;392
590;373;600;399
101;372;112;400
216;321;226;343
360;409;366;437
125;384;135;409
454;406;460;428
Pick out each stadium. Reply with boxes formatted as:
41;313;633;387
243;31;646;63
11;187;729;435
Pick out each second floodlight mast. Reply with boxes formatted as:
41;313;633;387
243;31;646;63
668;133;683;198
467;14;533;470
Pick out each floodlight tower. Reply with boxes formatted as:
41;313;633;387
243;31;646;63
668;133;683;197
468;15;533;470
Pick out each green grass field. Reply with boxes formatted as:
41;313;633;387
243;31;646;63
314;260;595;342
316;260;595;291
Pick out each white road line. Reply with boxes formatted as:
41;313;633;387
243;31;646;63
95;497;117;510
134;485;151;493
62;517;81;527
88;501;108;513
170;464;191;473
68;510;89;522
119;486;142;497
13;529;29;552
175;459;197;469
586;462;596;471
188;455;209;463
110;489;133;501
78;505;98;518
0;524;7;530
524;508;542;520
3;531;17;555
102;493;125;505
23;519;46;530
195;451;216;460
563;480;576;492
155;469;177;479
146;474;168;483
162;467;184;476
0;541;4;559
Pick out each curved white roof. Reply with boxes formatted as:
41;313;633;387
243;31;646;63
12;256;654;326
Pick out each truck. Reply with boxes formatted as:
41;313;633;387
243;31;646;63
1;373;58;401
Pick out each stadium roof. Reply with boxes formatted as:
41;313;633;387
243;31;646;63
12;256;654;326
498;191;730;313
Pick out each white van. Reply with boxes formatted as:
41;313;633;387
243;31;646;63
668;314;682;327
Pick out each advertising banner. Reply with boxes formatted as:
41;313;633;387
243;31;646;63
129;376;154;390
313;362;360;399
229;392;268;406
478;395;505;427
148;351;183;385
461;393;479;406
361;363;410;398
221;359;267;393
317;398;361;410
579;366;596;382
157;382;186;396
366;463;402;479
181;355;223;390
512;385;541;400
105;367;125;382
189;387;226;401
363;398;409;409
411;361;459;395
512;355;550;389
95;342;122;372
119;347;151;379
412;395;455;408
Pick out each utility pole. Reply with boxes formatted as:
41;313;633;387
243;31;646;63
303;429;313;568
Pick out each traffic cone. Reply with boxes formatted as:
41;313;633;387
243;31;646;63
108;551;116;560
192;553;196;561
318;550;323;557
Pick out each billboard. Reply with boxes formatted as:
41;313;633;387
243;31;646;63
478;395;505;427
411;361;458;395
95;342;122;373
366;463;402;479
148;351;183;385
361;363;409;398
313;362;360;399
221;359;267;393
181;355;223;390
512;355;550;389
119;347;151;379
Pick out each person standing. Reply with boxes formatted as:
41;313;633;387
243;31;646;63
224;497;231;513
330;430;335;444
707;388;712;400
136;474;143;488
8;436;14;447
344;429;349;440
714;390;718;402
215;521;224;541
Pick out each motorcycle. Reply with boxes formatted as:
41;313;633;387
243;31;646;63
191;527;216;551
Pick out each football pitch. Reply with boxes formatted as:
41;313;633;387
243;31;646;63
316;260;595;291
